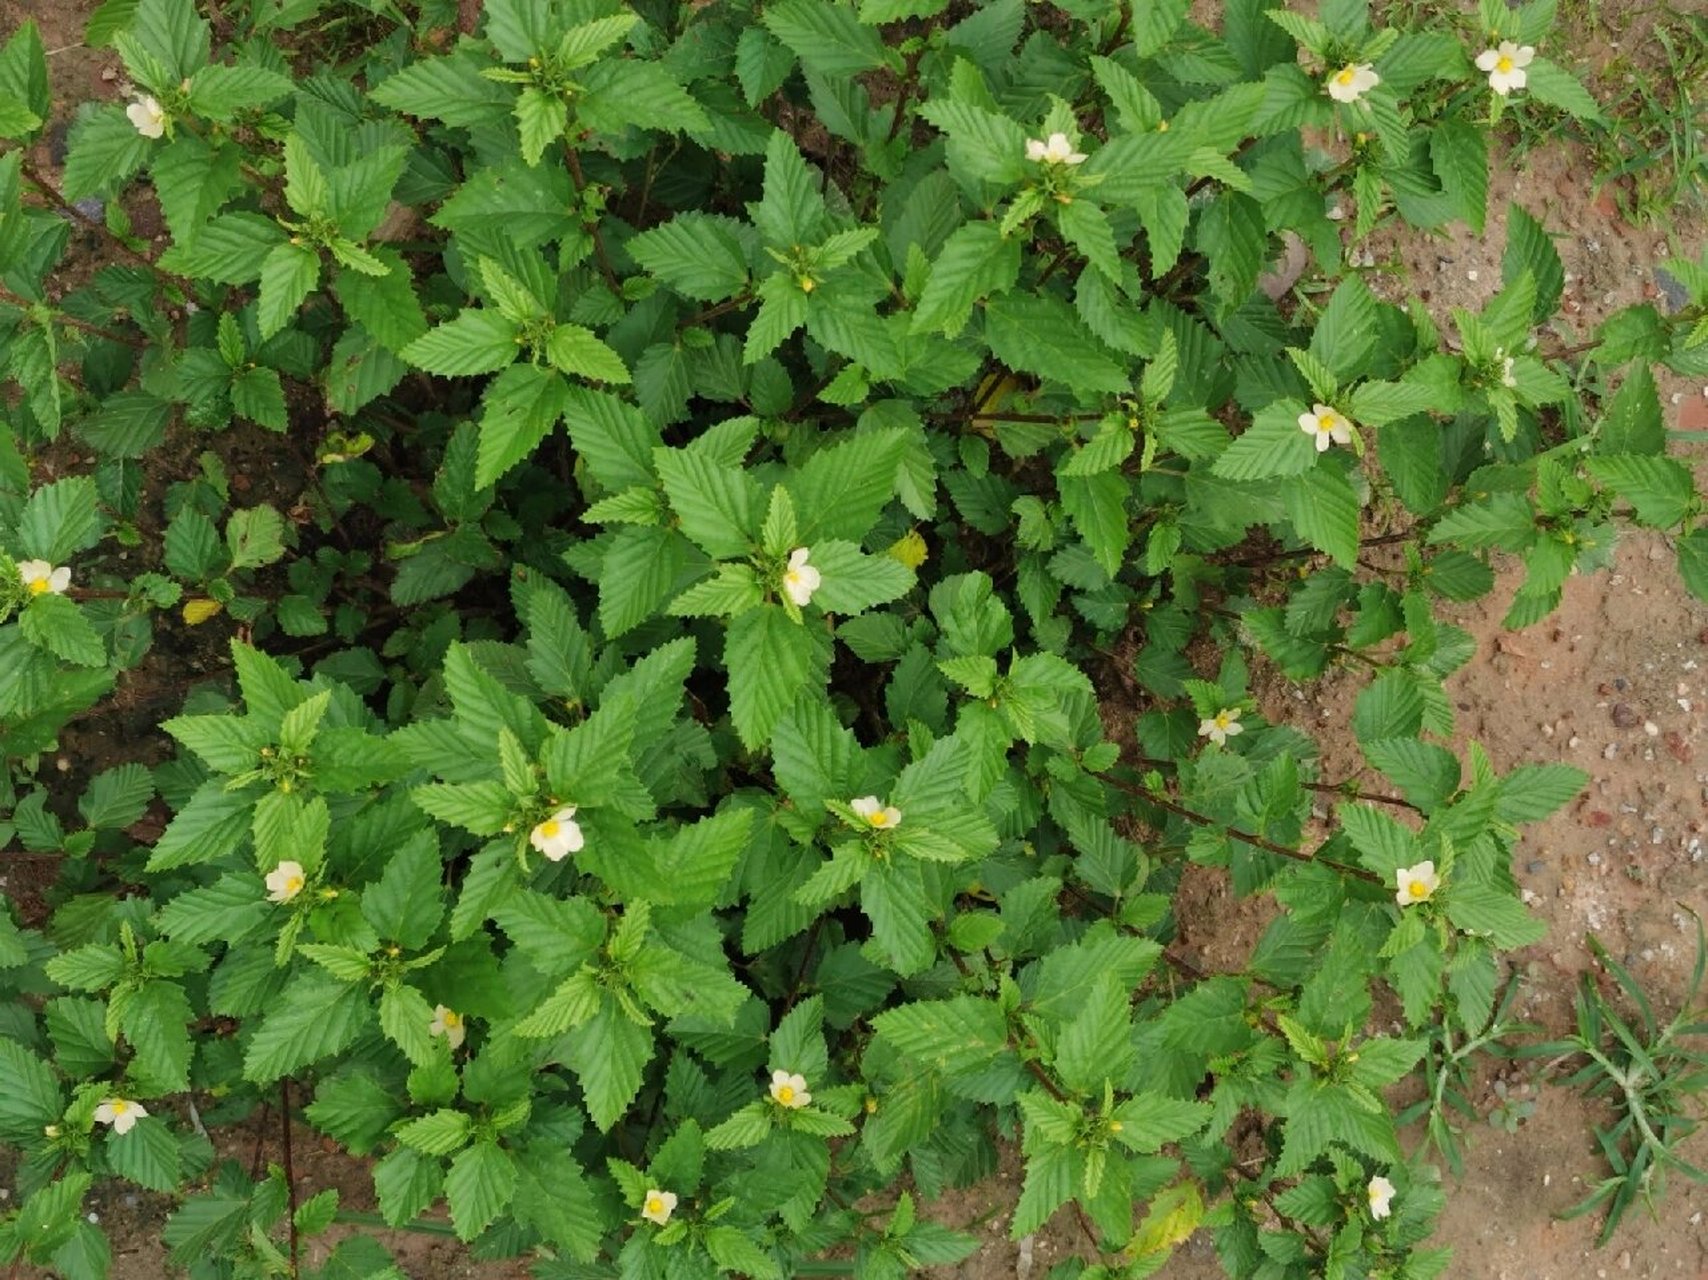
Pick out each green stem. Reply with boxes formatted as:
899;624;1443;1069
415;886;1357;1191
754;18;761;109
1580;1043;1674;1163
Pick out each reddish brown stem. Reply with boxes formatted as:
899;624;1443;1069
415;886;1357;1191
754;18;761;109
565;145;621;295
0;282;146;349
1105;777;1383;885
18;157;195;292
280;1079;299;1275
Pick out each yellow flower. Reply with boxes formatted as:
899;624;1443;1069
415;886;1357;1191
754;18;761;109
94;1098;147;1135
16;559;71;596
1197;707;1243;747
1475;41;1535;95
1367;1174;1396;1219
530;806;584;861
264;860;306;904
1298;403;1354;452
126;96;166;138
782;546;821;607
1394;861;1441;907
850;795;902;830
640;1188;677;1225
1326;63;1380;104
1024;132;1087;165
769;1069;810;1109
429;1004;466;1050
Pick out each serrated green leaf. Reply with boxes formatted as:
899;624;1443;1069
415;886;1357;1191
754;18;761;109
628;213;750;302
564;1003;652;1131
763;0;892;77
20;594;105;666
401;310;520;376
446;1141;517;1240
1283;465;1360;567
727;604;830;750
911;221;1021;339
1212;401;1318;481
257;240;321;339
243;976;371;1083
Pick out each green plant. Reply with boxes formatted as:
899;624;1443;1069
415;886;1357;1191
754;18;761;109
0;0;1705;1277
1523;919;1708;1245
1571;3;1707;226
1398;972;1534;1176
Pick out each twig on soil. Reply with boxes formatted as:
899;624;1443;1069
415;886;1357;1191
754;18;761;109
17;156;197;293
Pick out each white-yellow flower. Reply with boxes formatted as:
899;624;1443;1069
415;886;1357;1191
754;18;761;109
640;1188;677;1225
1495;348;1518;388
1326;63;1380;104
1475;41;1534;95
1197;707;1243;747
264;860;307;904
782;546;821;607
1298;403;1354;452
1367;1174;1396;1219
1394;861;1440;907
1024;132;1087;166
850;795;902;830
16;559;71;596
428;1004;466;1050
94;1098;147;1135
126;96;166;139
529;806;584;861
769;1069;810;1109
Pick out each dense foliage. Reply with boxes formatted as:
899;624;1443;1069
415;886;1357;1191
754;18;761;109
2;0;1706;1276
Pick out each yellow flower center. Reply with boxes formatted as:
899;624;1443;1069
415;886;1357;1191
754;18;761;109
1317;414;1338;433
777;1085;795;1104
1496;55;1513;73
1110;1120;1123;1132
868;811;888;827
442;1010;462;1028
110;1100;130;1115
539;820;560;839
1337;67;1357;85
27;578;49;595
1156;120;1169;131
1408;879;1429;899
284;875;304;896
646;1196;664;1214
1215;713;1231;730
1369;1186;1382;1202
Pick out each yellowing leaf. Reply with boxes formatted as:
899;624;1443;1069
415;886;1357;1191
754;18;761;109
887;530;928;570
1127;1180;1203;1258
182;599;224;626
971;370;1024;419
